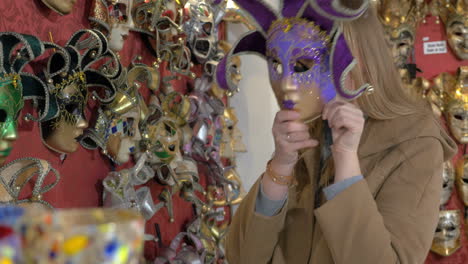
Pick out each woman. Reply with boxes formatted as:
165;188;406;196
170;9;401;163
223;1;457;263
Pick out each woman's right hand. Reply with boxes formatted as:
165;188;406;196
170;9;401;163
270;110;318;178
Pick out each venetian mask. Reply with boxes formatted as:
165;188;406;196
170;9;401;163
456;155;468;206
441;0;468;60
41;73;89;154
81;65;152;164
220;107;246;161
212;41;242;99
0;33;45;165
431;210;461;256
90;0;135;52
441;161;455;206
444;67;468;143
143;119;182;165
35;30;117;154
0;76;23;165
266;18;334;123
41;0;76;15
374;0;425;68
184;0;218;64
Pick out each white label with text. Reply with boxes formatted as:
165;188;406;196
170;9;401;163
424;41;447;55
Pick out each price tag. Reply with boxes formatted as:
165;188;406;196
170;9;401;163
424;41;447;55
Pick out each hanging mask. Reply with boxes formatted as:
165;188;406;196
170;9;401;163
0;33;45;165
443;67;468;144
430;72;453;117
81;64;153;164
439;0;468;61
456;155;468;206
28;30;117;154
41;0;77;15
441;161;455;207
212;40;242;99
142;118;182;165
89;0;136;52
215;0;371;123
220;107;246;161
431;210;461;256
183;0;218;64
373;0;426;68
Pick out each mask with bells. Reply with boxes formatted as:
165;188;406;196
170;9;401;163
438;0;468;60
456;155;468;206
374;0;427;68
441;161;455;207
30;30;117;154
0;33;45;165
431;210;462;256
41;0;77;15
215;0;372;123
80;64;154;164
90;0;136;52
443;67;468;143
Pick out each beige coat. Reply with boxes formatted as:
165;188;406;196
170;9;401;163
225;111;457;264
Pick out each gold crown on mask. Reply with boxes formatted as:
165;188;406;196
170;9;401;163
437;0;468;26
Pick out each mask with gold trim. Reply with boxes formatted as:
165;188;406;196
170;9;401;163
438;0;468;60
215;0;372;122
456;155;468;206
431;210;462;256
141;118;182;166
441;161;455;207
220;107;246;161
80;64;153;164
443;67;468;143
211;40;242;99
374;0;427;68
41;0;77;15
0;33;46;165
89;0;136;52
28;30;117;155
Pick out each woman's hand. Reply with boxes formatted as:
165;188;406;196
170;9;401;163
322;99;364;183
262;110;318;200
270;110;318;176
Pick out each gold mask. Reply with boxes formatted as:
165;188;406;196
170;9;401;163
431;210;462;256
211;41;242;99
41;0;76;15
456;155;468;206
441;161;455;206
374;0;426;68
220;107;246;161
439;0;468;60
444;67;468;143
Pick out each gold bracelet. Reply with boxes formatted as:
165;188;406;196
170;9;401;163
266;160;297;186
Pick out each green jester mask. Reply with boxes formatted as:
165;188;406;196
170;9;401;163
0;33;45;164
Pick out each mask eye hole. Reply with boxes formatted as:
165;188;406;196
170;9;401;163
447;226;456;232
272;59;283;75
436;227;442;232
0;109;7;123
463;178;468;184
454;113;464;120
293;61;310;73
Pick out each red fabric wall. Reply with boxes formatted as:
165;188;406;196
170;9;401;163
0;0;231;261
418;16;468;264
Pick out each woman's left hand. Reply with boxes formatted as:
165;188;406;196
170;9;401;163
322;98;365;154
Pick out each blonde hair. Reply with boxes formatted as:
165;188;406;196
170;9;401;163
342;6;425;120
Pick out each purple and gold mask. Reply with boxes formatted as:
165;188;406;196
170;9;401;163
266;18;333;122
215;0;371;120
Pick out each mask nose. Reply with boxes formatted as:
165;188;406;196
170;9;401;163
76;116;88;129
280;77;298;93
3;122;18;141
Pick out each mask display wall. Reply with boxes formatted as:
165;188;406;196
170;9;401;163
80;64;154;164
89;0;136;52
41;0;77;15
439;0;468;60
29;30;117;154
441;67;468;144
431;210;462;256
